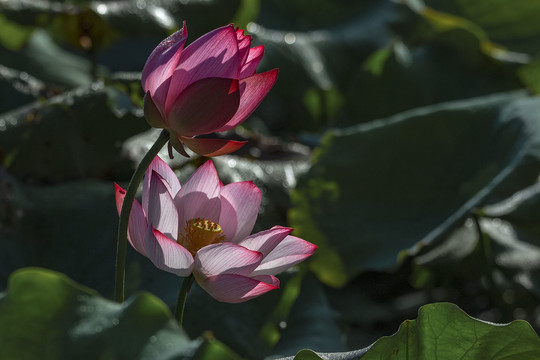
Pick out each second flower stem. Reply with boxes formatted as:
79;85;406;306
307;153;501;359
114;129;170;302
175;274;195;327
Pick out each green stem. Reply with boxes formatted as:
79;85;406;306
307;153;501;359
175;274;195;326
114;129;170;302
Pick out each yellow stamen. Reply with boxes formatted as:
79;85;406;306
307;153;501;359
179;218;225;255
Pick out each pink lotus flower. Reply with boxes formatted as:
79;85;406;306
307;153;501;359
115;156;316;303
142;22;278;157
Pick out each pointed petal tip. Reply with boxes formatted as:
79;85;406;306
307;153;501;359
114;183;126;194
170;135;190;158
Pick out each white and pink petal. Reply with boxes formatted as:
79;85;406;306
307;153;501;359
114;183;148;257
143;156;181;213
194;242;263;278
175;160;222;228
195;273;278;303
250;235;317;276
146;171;179;240
219;181;262;243
237;226;292;256
144;227;194;277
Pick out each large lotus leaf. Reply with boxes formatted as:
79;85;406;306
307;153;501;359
280;303;540;359
340;38;522;126
288;303;540;360
0;174;117;294
290;91;540;287
246;0;401;133
0;267;249;360
363;302;540;360
362;303;540;360
0;82;148;182
0;27;95;88
420;0;540;55
257;0;393;30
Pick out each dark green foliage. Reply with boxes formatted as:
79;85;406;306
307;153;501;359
1;0;540;359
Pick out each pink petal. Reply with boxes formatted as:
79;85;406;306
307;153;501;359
175;160;222;232
214;69;278;132
142;23;188;106
239;45;264;79
194;242;263;278
143;156;181;214
143;92;166;128
164;25;240;115
237;226;293;256
250;235;317;276
196;273;278;303
114;183;148;256
236;28;252;69
219;181;261;243
145;227;194;277
180;137;246;157
167;77;240;136
147;170;179;240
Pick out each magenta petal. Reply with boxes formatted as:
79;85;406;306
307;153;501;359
236;28;252;69
251;235;317;276
196;273;278;303
214;69;278;132
219;181;262;243
114;183;148;256
237;226;293;256
167;77;240;136
143;156;181;213
180;137;246;157
145;227;194;276
147;171;179;240
194;242;263;277
239;45;264;79
175;160;222;230
142;23;187;104
164;25;240;114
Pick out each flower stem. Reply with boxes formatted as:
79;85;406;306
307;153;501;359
175;274;195;326
114;129;170;302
